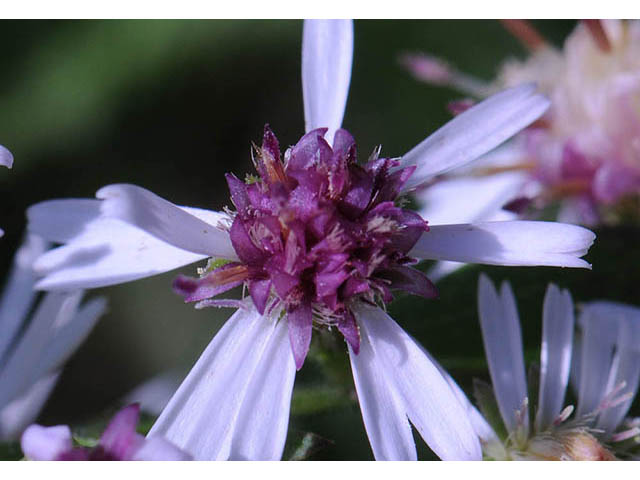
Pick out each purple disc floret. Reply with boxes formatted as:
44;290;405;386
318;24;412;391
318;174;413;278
173;125;434;369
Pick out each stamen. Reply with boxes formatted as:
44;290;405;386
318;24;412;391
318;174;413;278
553;405;575;426
583;20;612;53
399;52;492;98
597;381;632;412
500;20;548;52
474;161;536;176
547;179;591;198
259;145;287;185
208;264;249;285
610;427;640;443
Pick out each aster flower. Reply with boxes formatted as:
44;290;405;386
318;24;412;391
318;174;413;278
27;20;594;460
462;274;640;460
404;19;640;227
0;234;106;441
21;404;191;460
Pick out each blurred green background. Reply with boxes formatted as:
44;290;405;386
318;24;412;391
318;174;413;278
2;20;636;460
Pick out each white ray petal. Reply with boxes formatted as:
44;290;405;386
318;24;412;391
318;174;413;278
34;297;107;381
399;83;549;191
97;184;237;259
0;145;13;168
32;218;208;291
0;292;82;409
353;302;481;460
148;305;282;460
0;373;59;442
584;302;640;433
536;285;574;432
575;306;618;417
416;342;498;445
477;275;528;434
0;235;48;361
348;322;416;460
416;172;525;226
21;424;72;461
302;19;353;144
228;318;296;460
410;221;595;268
27;199;102;243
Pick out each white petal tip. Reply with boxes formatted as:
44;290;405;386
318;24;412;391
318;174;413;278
0;145;14;168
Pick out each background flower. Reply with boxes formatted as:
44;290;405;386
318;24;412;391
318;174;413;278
405;20;640;227
0;234;106;442
463;275;640;460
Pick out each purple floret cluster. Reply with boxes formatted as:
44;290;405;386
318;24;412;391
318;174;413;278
174;125;434;368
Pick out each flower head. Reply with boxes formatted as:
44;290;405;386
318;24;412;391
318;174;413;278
174;125;431;368
466;275;640;460
406;20;640;226
21;404;191;461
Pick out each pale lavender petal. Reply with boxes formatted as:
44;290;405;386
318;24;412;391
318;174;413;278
148;305;278;460
584;302;640;432
0;145;13;168
122;371;182;417
0;234;48;361
287;302;313;370
416;172;525;227
410;221;595;268
0;373;59;442
477;275;528;434
575;306;618;417
229;318;296;460
33;217;208;291
337;310;360;354
132;436;192;461
399;83;549;191
21;424;72;460
353;302;482;460
348;319;416;460
417;172;525;282
27;199;102;243
0;292;82;409
35;297;107;381
97;184;237;259
302;19;353;144
536;285;574;432
425;351;498;445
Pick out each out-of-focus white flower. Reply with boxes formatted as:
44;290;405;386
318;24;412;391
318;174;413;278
456;274;640;460
405;20;640;227
26;20;594;461
0;234;106;441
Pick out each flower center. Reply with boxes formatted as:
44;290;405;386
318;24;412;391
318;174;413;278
173;125;435;353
